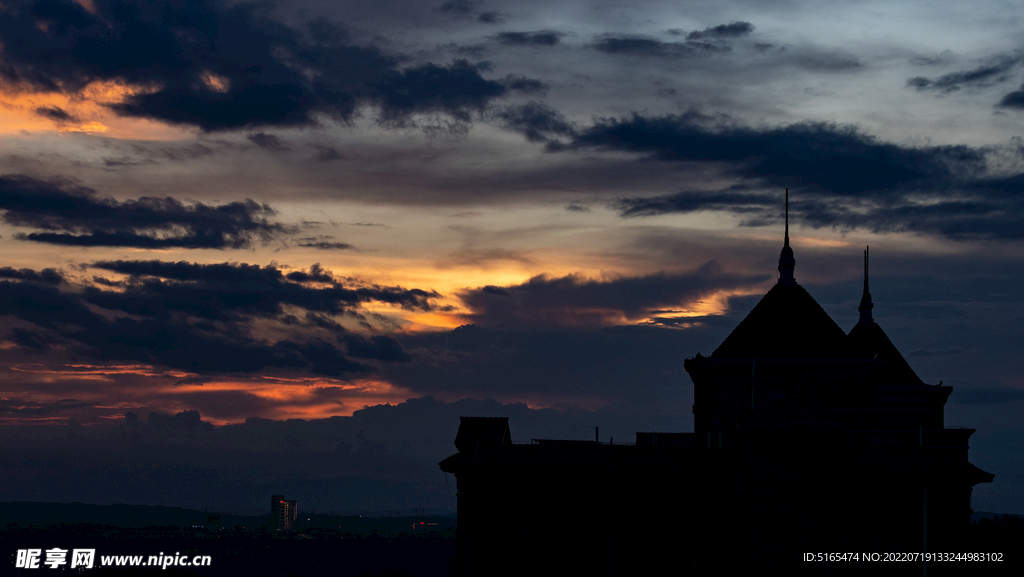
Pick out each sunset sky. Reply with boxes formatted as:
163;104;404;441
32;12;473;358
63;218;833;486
1;0;1023;514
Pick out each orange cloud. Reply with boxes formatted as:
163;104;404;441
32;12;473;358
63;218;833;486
398;312;472;332
0;360;420;425
646;286;767;320
0;79;192;140
199;71;231;94
9;363;193;379
163;377;416;424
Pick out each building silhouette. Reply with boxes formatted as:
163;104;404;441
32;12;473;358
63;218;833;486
271;495;297;531
440;194;993;573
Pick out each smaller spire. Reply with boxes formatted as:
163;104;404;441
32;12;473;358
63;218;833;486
858;246;873;325
777;189;796;285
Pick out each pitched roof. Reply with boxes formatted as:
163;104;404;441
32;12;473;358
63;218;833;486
847;320;925;385
711;283;850;359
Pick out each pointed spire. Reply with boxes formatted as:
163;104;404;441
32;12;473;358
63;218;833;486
777;188;796;285
858;246;873;325
785;188;789;246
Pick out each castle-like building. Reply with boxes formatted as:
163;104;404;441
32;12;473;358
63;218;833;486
440;202;993;573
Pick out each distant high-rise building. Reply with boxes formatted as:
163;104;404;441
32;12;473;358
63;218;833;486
270;495;297;531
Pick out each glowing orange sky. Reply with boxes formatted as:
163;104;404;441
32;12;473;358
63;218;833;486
0;363;421;425
0;79;194;140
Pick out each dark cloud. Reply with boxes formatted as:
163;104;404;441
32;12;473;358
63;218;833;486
145;409;215;432
494;31;563;47
297;241;355;250
0;279;367;375
907;55;1023;91
613;188;777;218
438;42;487;59
247;132;290;151
560;112;1024;239
477;12;506;24
299;312;409;361
592;35;729;58
0;266;63;284
340;334;411;363
99;142;217;168
569;112;982;194
997;84;1024;108
457;261;768;327
0;398;92;416
0;174;289;248
791;50;862;72
494;101;575;143
87;260;439;319
0;0;516;131
309;145;342;162
34;105;75;122
435;0;504;23
910;51;956;66
615;182;1024;240
500;75;549;94
685;21;754;40
373;59;507;123
0;261;436;377
437;0;479;16
565;203;589;212
295;235;345;247
8;327;61;351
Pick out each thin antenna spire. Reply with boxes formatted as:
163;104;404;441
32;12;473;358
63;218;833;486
858;245;873;325
777;188;796;285
864;246;869;292
784;188;789;247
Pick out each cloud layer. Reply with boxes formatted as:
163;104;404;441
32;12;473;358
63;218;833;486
0;174;288;248
0;0;519;130
1;261;438;378
552;112;1024;239
458;261;767;326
